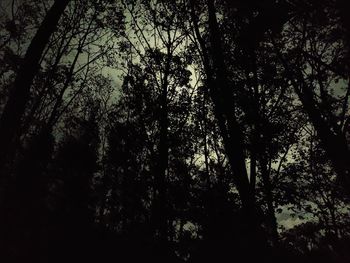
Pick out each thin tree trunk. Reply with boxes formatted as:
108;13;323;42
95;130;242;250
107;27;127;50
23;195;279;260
152;44;172;245
250;144;257;194
337;0;350;77
154;81;169;243
260;156;279;245
202;87;210;187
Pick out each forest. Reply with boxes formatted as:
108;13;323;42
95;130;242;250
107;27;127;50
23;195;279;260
0;0;350;262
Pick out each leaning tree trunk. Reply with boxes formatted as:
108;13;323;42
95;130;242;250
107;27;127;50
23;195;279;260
205;0;269;258
191;0;256;221
0;0;70;173
0;0;70;260
272;39;350;197
296;82;350;195
190;0;270;258
297;74;350;194
206;0;253;211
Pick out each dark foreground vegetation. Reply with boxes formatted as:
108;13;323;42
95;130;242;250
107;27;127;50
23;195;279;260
0;0;350;262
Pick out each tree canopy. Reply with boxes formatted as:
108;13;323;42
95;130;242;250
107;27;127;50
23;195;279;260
0;0;349;262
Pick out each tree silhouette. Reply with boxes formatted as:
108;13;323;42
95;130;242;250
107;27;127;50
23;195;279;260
0;0;350;262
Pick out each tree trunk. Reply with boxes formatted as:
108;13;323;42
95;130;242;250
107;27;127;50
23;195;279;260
260;156;279;245
337;0;350;77
0;0;70;260
205;0;269;258
154;82;169;243
202;86;211;187
272;39;350;196
0;0;70;172
295;77;350;195
152;45;172;245
206;0;257;212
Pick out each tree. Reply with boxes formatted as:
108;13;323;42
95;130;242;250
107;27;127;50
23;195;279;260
270;0;350;195
0;0;349;261
0;0;70;172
